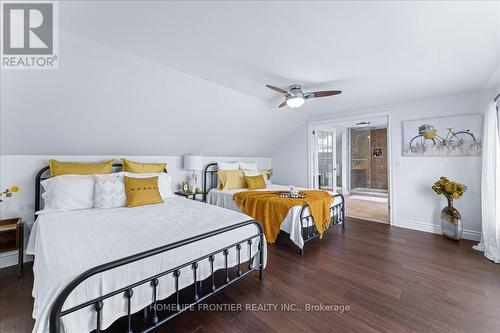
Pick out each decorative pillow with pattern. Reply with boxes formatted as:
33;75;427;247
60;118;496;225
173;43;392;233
94;173;126;209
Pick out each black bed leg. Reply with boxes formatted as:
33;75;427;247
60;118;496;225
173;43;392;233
258;235;264;280
342;207;345;229
300;248;304;256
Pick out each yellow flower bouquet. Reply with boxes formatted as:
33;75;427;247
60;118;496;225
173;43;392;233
0;186;20;202
432;177;466;205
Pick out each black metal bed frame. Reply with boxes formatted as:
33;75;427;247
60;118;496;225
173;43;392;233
34;164;265;333
202;162;345;255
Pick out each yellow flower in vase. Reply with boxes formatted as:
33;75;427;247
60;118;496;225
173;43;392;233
432;177;466;241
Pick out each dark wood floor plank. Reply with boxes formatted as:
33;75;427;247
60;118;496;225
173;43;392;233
1;218;499;333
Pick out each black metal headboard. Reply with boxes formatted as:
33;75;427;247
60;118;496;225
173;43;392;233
202;162;219;200
34;165;51;217
34;163;167;218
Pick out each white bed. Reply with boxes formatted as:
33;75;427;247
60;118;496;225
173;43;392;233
27;197;266;333
207;184;342;249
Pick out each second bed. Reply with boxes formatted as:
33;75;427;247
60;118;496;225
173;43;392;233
203;163;345;254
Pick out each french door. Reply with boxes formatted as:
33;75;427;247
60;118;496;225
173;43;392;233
312;129;337;191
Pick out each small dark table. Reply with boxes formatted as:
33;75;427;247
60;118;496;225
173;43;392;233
175;191;206;202
0;217;23;277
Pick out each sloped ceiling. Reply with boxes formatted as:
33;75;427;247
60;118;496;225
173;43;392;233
1;1;499;156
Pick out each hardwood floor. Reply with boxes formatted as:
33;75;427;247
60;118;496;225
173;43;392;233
1;218;499;333
345;196;389;223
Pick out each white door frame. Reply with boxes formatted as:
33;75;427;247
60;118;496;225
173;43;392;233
311;127;337;191
341;128;349;195
307;110;395;225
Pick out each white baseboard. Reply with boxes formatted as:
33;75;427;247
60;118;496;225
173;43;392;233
393;218;481;241
0;251;33;270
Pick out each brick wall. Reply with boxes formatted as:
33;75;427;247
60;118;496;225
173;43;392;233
369;128;388;190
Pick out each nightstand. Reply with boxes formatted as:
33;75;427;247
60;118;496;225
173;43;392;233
175;191;206;202
0;217;24;277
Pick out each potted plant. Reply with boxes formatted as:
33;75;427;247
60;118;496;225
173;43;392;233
432;177;466;241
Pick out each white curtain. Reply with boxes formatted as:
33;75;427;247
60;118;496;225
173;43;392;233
473;101;500;263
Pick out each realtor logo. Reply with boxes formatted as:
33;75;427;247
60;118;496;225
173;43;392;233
1;1;58;69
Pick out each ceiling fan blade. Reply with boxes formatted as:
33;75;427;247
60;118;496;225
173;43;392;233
306;90;342;98
266;84;288;95
278;101;287;108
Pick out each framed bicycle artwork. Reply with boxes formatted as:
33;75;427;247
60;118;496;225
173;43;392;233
402;114;482;157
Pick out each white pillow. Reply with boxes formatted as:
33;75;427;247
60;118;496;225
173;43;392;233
123;172;173;198
217;161;239;170
239;162;258;171
95;173;126;209
38;175;95;214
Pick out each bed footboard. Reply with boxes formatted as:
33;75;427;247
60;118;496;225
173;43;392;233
298;193;345;255
49;220;264;333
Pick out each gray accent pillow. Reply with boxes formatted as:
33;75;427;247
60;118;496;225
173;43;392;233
94;173;126;209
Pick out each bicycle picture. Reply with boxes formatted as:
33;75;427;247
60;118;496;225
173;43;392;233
403;115;482;157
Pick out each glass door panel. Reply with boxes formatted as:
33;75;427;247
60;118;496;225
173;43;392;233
316;131;336;191
350;128;370;192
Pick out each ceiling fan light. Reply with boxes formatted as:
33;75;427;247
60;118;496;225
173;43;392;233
286;97;305;108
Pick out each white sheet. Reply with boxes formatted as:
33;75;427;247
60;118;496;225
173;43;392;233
26;197;266;333
206;185;341;249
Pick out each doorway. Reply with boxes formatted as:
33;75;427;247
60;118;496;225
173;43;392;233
347;126;389;223
349;127;388;195
309;115;391;224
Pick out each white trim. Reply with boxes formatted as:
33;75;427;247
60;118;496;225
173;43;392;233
393;218;481;241
308;110;395;225
346;127;352;192
341;129;348;193
0;250;33;269
307;123;314;188
387;112;395;223
462;230;482;241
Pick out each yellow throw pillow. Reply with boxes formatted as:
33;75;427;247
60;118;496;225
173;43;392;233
49;159;114;177
217;170;247;190
124;176;164;207
245;174;267;190
121;158;166;173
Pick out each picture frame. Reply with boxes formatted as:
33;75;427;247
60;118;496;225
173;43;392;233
402;114;482;157
372;147;383;157
181;180;190;193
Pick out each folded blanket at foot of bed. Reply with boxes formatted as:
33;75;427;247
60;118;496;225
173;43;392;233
233;190;333;243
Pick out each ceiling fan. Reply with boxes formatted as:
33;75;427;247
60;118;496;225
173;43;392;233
265;84;342;108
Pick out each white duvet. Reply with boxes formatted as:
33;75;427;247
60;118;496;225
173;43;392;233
26;197;266;333
207;184;341;249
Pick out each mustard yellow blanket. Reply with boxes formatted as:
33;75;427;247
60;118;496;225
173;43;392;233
233;190;333;243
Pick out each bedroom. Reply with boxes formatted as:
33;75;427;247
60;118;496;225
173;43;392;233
1;1;500;332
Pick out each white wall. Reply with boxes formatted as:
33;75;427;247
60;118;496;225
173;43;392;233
271;123;309;187
0;29;306;157
0;27;283;269
272;91;485;240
